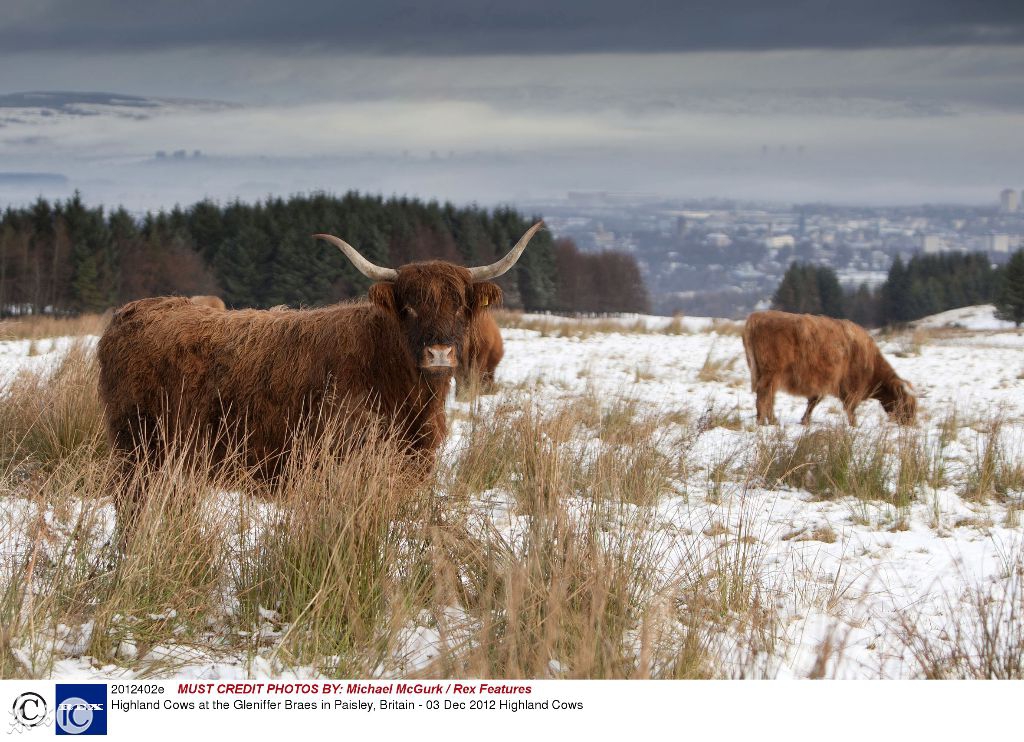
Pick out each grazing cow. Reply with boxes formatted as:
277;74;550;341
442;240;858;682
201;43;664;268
457;310;504;394
98;222;544;529
742;310;916;426
189;295;226;310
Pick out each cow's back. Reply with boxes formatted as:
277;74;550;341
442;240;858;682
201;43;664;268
97;296;402;457
743;310;851;397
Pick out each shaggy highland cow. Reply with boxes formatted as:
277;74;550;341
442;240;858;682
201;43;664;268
457;310;504;394
98;222;544;528
742;310;917;426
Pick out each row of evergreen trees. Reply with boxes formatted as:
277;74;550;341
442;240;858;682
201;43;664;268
0;192;649;316
880;253;997;324
773;250;1024;327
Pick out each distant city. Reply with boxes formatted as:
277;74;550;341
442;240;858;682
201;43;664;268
523;189;1024;318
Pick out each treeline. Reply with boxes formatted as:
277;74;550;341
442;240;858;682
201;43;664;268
773;251;1023;327
770;263;845;318
551;239;649;314
0;192;648;316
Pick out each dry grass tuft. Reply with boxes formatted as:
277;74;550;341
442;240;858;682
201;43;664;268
696;345;738;383
896;549;1024;678
754;425;892;503
0;313;110;342
959;417;1024;503
0;340;107;472
703;319;744;337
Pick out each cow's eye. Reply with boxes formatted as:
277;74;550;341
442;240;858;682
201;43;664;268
404;306;418;319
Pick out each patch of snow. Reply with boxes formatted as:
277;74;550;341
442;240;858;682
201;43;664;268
914;304;1019;331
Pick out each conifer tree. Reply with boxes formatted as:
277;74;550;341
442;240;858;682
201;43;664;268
882;255;909;323
995;249;1024;327
815;265;845;318
771;262;804;313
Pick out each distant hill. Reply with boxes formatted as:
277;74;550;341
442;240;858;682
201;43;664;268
0;91;160;110
0;91;238;122
0;172;67;185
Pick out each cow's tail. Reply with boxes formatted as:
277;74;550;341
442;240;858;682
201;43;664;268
742;322;758;392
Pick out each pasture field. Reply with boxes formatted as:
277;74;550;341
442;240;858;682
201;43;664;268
1;307;1024;679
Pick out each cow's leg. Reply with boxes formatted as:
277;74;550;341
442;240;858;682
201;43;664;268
755;386;777;425
800;396;822;425
110;416;163;551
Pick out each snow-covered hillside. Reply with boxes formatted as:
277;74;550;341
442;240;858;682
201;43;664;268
914;304;1019;331
2;308;1023;679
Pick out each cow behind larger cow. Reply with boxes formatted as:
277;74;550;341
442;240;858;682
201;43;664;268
742;310;917;426
189;295;226;310
457;310;504;395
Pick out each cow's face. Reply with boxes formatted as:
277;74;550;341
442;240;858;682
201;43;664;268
315;221;537;377
369;262;502;376
877;378;917;425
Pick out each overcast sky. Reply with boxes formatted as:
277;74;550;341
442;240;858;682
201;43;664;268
4;1;1023;55
1;1;1023;207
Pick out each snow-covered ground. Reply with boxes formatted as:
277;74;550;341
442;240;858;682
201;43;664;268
0;336;93;386
472;307;1024;678
2;305;1024;679
914;304;1019;332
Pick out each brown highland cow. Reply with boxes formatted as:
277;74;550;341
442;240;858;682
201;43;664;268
189;295;226;310
457;310;504;394
742;310;916;426
98;222;544;529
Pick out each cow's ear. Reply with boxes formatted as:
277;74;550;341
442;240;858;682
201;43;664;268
369;282;398;314
471;282;502;313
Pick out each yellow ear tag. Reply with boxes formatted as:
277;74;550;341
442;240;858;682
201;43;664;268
481;298;489;306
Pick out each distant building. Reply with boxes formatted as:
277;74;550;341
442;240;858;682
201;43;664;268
764;235;795;249
986;234;1019;253
593;224;617;249
921;235;950;253
705;232;732;248
1000;188;1019;213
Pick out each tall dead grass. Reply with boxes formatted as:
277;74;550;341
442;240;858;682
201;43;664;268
4;332;1024;679
0;341;107;472
0;313;109;342
0;339;789;678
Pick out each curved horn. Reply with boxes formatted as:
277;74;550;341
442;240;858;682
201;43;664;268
313;234;398;281
467;221;545;282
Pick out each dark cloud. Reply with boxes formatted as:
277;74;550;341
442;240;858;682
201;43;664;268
2;0;1023;55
